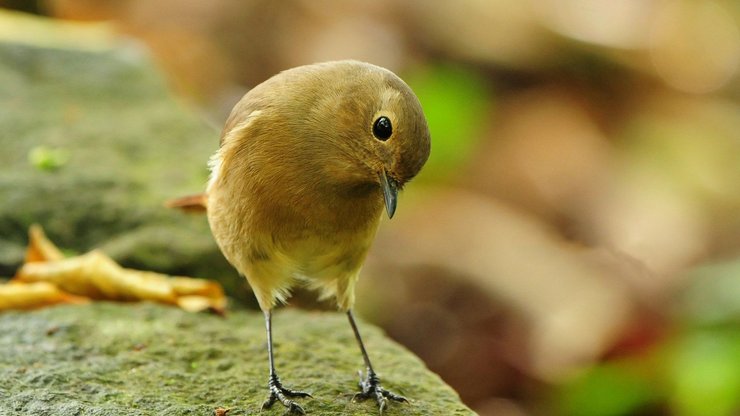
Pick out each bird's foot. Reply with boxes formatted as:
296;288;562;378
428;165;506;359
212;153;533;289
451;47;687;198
352;368;408;415
261;374;312;415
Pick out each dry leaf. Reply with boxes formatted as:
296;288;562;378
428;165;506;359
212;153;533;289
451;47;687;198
89;255;177;303
16;251;110;299
0;281;88;311
170;277;224;298
8;225;227;314
24;224;65;263
214;407;230;416
177;295;226;315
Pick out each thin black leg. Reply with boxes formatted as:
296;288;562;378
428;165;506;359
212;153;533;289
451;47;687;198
260;310;311;414
347;309;375;373
347;310;408;415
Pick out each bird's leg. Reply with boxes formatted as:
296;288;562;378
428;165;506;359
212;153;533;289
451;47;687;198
260;310;312;415
347;310;408;414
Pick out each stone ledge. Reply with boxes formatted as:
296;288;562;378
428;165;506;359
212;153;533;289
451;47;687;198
0;303;474;415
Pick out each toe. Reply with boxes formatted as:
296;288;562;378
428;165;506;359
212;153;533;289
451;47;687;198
263;377;311;414
377;397;388;415
381;389;408;403
284;389;312;399
285;402;306;415
261;394;277;411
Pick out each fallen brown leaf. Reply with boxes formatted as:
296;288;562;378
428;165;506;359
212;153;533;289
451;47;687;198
24;224;65;263
0;281;88;311
214;407;230;416
7;225;226;314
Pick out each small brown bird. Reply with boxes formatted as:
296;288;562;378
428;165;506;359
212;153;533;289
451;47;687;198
206;60;430;414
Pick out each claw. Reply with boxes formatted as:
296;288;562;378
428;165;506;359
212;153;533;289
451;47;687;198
261;374;311;414
378;398;387;415
285;402;306;415
351;368;408;414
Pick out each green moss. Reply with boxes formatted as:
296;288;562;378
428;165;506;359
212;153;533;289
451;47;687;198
0;303;474;415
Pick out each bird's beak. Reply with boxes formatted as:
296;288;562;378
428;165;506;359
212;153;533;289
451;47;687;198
380;170;398;219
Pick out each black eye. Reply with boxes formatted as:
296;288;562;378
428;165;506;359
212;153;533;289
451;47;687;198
372;116;393;141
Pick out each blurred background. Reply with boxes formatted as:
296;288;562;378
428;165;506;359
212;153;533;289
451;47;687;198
2;1;740;415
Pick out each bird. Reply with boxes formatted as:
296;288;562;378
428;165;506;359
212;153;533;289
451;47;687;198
203;60;430;414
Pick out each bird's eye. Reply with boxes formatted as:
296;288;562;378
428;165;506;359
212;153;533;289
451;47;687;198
372;116;393;141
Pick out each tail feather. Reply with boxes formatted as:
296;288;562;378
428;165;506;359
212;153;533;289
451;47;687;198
165;193;208;213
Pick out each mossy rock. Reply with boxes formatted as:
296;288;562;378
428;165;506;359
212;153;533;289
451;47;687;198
0;302;474;415
0;10;249;303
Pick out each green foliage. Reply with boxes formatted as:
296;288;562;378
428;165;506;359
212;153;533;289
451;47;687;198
666;331;740;416
555;255;740;416
404;64;492;183
558;364;657;416
27;145;69;171
681;258;740;325
667;258;740;415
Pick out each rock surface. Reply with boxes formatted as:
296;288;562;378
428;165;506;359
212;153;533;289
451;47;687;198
0;303;474;415
0;10;247;302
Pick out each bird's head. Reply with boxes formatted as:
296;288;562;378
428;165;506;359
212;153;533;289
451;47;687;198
316;61;431;219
